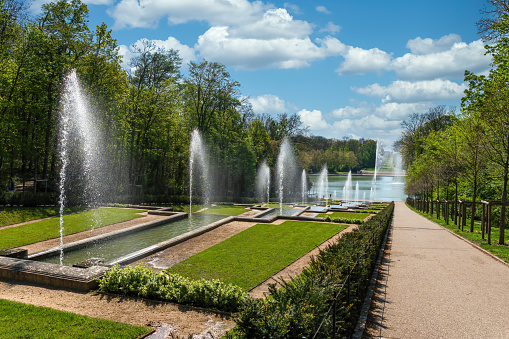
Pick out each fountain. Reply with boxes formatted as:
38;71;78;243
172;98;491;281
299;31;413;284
58;69;103;265
317;165;328;205
373;140;384;184
394;151;404;183
276;137;297;213
189;129;210;212
301;169;307;205
256;160;271;204
343;170;353;202
354;181;359;203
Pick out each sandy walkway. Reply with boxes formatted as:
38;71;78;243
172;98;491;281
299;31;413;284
366;201;509;338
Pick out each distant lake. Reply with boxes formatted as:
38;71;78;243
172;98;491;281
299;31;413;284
308;174;406;202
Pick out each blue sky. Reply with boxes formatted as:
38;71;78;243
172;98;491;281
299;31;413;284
32;0;493;149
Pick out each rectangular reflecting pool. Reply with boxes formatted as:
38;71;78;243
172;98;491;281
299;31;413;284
40;213;226;266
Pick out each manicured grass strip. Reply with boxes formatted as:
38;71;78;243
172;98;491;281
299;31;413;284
317;212;369;220
0;206;85;227
200;205;248;216
267;203;293;209
171;204;207;213
0;208;144;250
409;205;509;264
0;299;151;339
168;221;346;291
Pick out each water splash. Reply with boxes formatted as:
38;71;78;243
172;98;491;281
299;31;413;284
189;129;210;213
317;164;328;205
301;169;307;205
343;170;353;202
276;137;297;213
58;69;102;265
354;181;359;202
256;160;270;204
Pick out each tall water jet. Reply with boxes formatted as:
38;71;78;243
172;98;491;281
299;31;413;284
354;181;359;203
256;160;271;204
58;69;103;265
343;170;353;202
317;164;328;205
394;151;404;183
373;140;384;184
301;169;307;205
276;137;297;213
189;129;210;212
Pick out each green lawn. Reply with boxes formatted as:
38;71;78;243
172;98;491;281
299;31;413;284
200;205;248;216
0;298;151;339
168;221;346;290
267;203;293;209
0;206;86;227
171;204;207;213
0;207;144;250
317;212;369;220
409;205;509;263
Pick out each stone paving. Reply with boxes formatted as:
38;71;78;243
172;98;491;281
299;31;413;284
367;201;509;338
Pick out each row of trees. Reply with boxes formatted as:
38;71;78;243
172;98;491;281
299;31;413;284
396;0;509;244
0;0;377;203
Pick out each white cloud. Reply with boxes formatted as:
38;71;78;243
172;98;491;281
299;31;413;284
353;79;467;103
331;106;371;119
196;28;345;70
391;39;492;80
108;0;271;30
336;46;392;75
298;109;331;130
249;95;287;114
229;8;313;39
119;37;196;70
375;102;431;120
284;3;301;14
406;34;462;55
316;6;331;14
320;21;341;34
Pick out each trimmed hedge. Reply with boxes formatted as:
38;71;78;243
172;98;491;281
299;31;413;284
97;264;249;313
229;202;394;338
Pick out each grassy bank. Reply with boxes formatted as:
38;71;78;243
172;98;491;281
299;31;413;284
0;207;144;250
168;221;346;290
200;205;249;216
409;205;509;263
0;299;151;338
0;206;86;227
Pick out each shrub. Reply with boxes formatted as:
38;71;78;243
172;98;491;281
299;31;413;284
230;202;394;338
98;264;249;313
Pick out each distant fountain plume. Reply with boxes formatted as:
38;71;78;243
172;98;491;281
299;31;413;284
58;69;103;265
256;160;271;204
343;170;353;202
301;169;307;205
355;181;359;202
394;151;404;183
189;129;210;212
373;140;384;184
317;164;328;205
276;137;297;213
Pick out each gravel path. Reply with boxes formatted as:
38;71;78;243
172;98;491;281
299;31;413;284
366;201;509;338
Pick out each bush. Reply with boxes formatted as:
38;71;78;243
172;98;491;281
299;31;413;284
98;264;249;313
230;202;394;338
324;215;364;224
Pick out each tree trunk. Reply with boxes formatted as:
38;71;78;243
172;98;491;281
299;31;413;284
499;163;508;245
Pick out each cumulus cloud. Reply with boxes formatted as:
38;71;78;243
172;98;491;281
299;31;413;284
331;106;371;119
298;109;331;130
196;28;345;70
336;46;392;75
353;79;467;103
390;39;492;80
406;34;462;55
118;37;196;70
316;6;331;14
320;21;341;34
249;95;287;114
375;102;431;120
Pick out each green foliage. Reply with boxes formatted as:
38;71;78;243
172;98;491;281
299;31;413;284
0;207;143;249
230;202;394;338
168;221;346;290
0;298;151;338
98;264;249;313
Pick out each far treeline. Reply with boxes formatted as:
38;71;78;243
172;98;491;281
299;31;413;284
0;0;377;204
395;0;509;245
